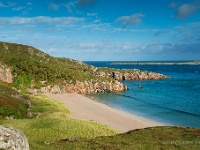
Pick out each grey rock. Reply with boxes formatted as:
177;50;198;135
0;125;29;150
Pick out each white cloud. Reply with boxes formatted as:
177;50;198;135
80;22;111;32
48;1;77;13
0;16;85;27
64;1;76;13
116;13;144;27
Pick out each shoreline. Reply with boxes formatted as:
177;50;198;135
45;93;162;132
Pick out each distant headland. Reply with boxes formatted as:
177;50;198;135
111;61;200;65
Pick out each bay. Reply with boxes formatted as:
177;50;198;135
85;61;200;128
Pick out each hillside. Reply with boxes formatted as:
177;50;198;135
0;42;107;85
50;126;200;150
0;42;168;95
0;41;169;121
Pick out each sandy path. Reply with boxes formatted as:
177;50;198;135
45;93;161;132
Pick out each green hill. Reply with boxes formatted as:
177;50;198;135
0;41;168;95
0;42;109;88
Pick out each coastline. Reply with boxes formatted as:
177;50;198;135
45;93;162;132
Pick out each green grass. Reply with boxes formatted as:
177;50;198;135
30;95;70;114
0;94;118;150
49;126;200;150
0;42;113;90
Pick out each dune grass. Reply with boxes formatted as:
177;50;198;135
0;94;118;150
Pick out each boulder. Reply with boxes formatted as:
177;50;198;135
0;125;29;150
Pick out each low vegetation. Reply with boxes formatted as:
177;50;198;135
0;42;113;91
1;94;118;150
55;126;200;150
0;81;29;119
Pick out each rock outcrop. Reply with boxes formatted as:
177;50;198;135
0;64;13;83
90;67;168;81
0;125;29;150
37;80;128;94
0;60;168;95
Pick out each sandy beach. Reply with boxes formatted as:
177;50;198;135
45;93;161;132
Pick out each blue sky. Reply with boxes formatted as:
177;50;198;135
0;0;200;61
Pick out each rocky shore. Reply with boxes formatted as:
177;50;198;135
0;63;168;95
90;67;168;81
34;80;128;94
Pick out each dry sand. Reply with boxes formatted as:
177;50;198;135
45;93;162;132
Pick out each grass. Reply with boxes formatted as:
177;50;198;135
0;94;118;150
49;126;200;150
0;42;113;90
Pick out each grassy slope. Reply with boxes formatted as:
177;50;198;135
1;94;118;150
0;42;111;87
50;126;200;150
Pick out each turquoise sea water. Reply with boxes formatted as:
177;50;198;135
85;61;200;128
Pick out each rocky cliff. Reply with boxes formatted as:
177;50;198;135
90;67;168;81
0;125;29;150
34;68;168;94
32;80;128;94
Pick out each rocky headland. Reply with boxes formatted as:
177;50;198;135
0;62;168;95
0;42;169;95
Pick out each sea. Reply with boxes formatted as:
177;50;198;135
85;61;200;128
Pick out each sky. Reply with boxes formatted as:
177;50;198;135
0;0;200;61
